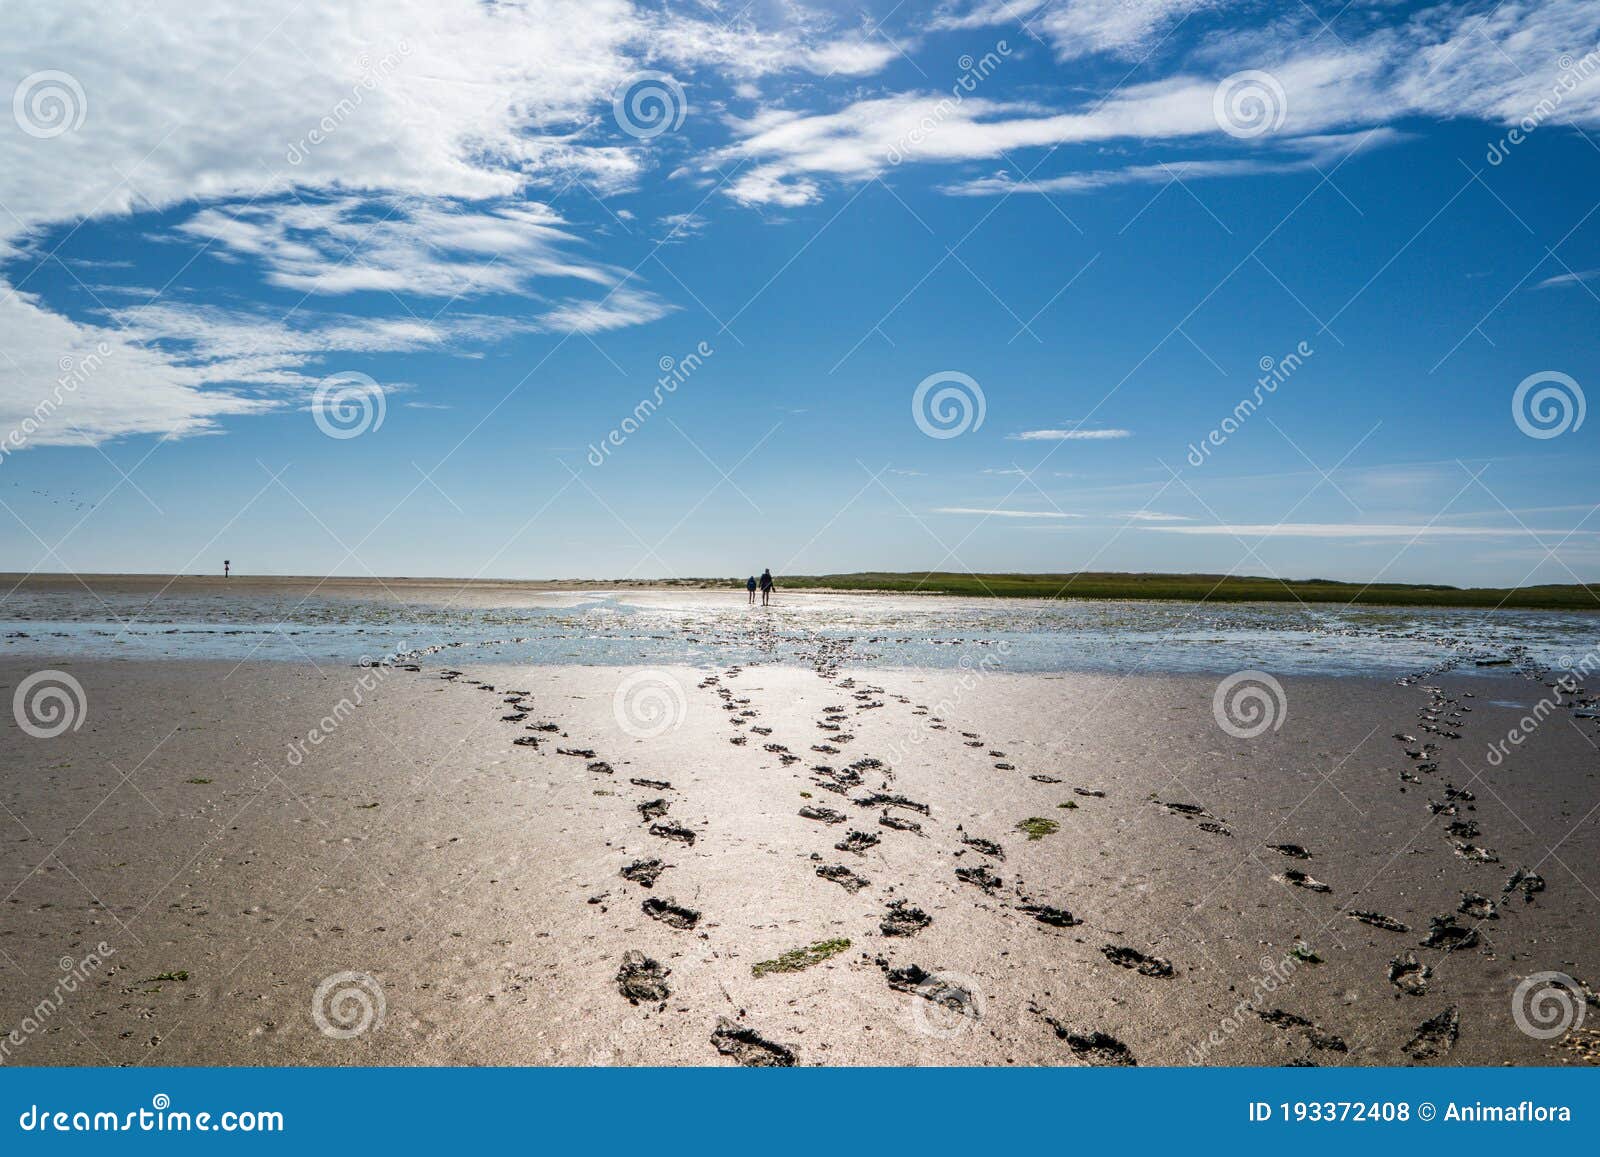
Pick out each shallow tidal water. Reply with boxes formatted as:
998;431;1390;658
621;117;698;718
1;585;1595;677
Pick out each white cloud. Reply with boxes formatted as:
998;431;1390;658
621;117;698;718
933;0;1224;61
1141;522;1597;538
941;130;1403;195
1009;428;1132;440
718;3;1600;205
1119;511;1192;521
934;507;1081;518
0;0;907;451
1536;268;1600;290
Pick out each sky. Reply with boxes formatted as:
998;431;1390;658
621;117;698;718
0;0;1597;587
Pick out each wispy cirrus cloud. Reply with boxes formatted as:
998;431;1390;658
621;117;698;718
1142;522;1598;538
1009;428;1132;441
934;507;1081;518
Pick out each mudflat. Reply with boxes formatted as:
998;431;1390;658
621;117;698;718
2;655;1596;1067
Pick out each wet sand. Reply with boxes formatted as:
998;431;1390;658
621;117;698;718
1;656;1597;1067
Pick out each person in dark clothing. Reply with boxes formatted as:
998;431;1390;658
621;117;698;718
746;575;757;604
759;568;774;606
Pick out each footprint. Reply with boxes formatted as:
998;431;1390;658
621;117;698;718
816;864;870;893
878;812;922;834
1281;869;1332;893
711;1018;797;1067
620;858;666;888
1420;915;1479;951
1268;843;1312;859
799;805;847;825
960;835;1004;860
1017;902;1079;927
1101;945;1174;978
638;798;670;821
630;777;671;790
616;950;670;1004
880;900;932;937
641;896;700;930
882;963;978;1017
1388;952;1431;995
955;865;1002;892
1457;892;1498;920
649;821;696;845
1402;1006;1459;1060
834;830;880;856
1348;910;1409;933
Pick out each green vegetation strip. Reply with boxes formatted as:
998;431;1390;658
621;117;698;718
751;938;851;977
765;572;1600;612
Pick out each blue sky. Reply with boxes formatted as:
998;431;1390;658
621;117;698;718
1;0;1597;586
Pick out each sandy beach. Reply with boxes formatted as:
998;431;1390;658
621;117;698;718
2;627;1597;1066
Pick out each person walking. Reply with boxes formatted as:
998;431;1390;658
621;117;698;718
746;575;757;605
759;568;774;606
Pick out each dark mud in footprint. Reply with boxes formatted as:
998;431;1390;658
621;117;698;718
835;830;880;856
1403;1006;1459;1061
711;1018;797;1067
620;858;666;888
1046;1021;1136;1067
1420;915;1480;951
960;835;1004;860
1258;1010;1349;1053
855;792;930;815
879;812;923;834
1018;903;1080;928
649;822;697;845
1281;869;1332;893
642;896;701;930
1102;945;1175;978
880;899;932;937
630;778;671;790
1348;910;1409;933
816;864;871;893
956;865;1003;893
1458;892;1498;920
799;805;847;825
638;798;670;821
1268;843;1312;859
616;950;671;1004
882;963;979;1017
1388;952;1432;995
